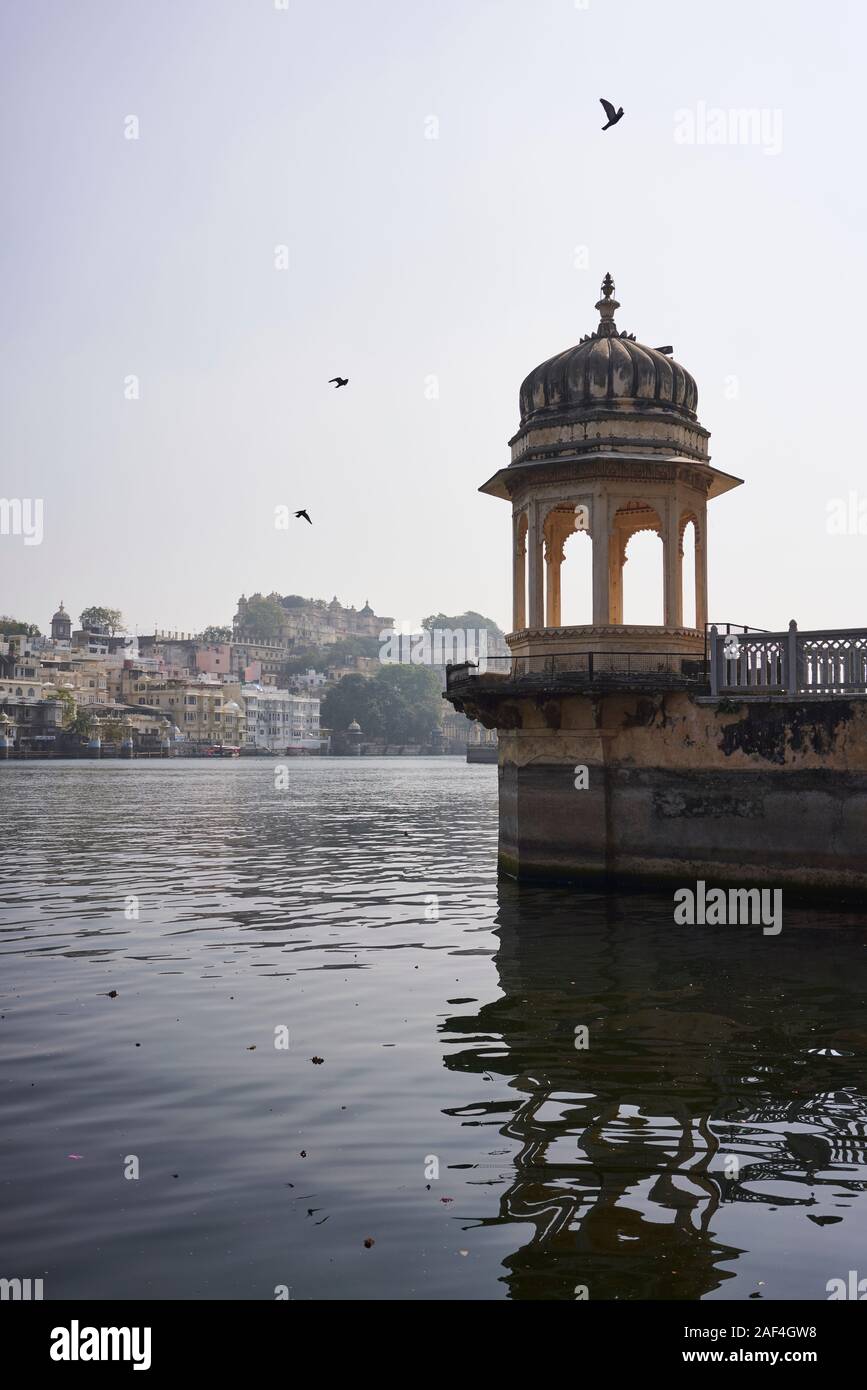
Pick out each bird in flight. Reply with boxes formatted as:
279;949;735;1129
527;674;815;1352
600;98;624;130
329;377;349;388
295;509;312;525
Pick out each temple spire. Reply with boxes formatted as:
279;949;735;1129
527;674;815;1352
595;272;620;337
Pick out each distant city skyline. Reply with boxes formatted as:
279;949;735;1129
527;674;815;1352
1;0;865;637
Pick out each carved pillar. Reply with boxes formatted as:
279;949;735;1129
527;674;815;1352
544;509;568;628
663;498;683;628
545;538;564;627
591;494;611;625
694;507;708;631
527;501;544;629
608;531;625;624
513;512;527;631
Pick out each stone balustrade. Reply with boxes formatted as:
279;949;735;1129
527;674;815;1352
710;621;867;698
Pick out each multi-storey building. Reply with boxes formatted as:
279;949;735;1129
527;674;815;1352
120;673;244;747
222;683;321;753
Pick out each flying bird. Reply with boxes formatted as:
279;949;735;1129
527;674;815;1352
329;377;349;388
295;509;312;525
600;98;624;130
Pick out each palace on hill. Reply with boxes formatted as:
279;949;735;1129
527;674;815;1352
233;593;393;647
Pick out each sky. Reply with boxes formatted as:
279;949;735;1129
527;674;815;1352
1;0;864;638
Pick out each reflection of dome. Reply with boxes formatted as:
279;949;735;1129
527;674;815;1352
518;274;698;427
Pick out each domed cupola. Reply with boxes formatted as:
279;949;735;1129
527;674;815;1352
478;270;744;645
50;601;72;641
510;274;709;466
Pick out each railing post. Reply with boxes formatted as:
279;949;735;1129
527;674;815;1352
787;619;798;696
709;625;719;696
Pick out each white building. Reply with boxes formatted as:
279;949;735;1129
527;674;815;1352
239;685;321;753
288;667;328;692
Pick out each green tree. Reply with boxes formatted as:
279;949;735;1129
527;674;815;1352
375;664;443;740
320;674;402;740
69;709;96;736
201;625;232;643
282;636;382;677
321;665;443;743
79;606;124;635
281;645;322;676
0;616;40;637
240;594;286;640
53;688;77;727
421;610;506;641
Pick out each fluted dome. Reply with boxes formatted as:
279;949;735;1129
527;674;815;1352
518;273;698;428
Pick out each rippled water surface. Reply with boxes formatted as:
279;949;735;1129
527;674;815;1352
2;759;866;1300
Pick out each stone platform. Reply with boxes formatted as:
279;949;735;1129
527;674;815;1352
445;676;867;896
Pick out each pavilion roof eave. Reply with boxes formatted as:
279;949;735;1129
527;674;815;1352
479;454;744;502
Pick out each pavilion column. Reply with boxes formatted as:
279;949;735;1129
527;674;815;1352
527;501;545;629
608;532;624;625
663;500;683;628
591;494;611;625
512;512;527;631
694;507;708;631
545;538;563;627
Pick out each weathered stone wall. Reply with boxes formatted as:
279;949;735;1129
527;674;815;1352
492;691;867;892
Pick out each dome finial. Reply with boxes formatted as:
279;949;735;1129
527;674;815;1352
595;272;620;337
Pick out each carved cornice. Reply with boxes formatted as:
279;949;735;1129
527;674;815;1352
501;458;714;501
507;624;703;643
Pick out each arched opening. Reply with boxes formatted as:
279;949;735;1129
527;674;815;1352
542;504;593;628
622;530;664;624
560;530;593;626
611;501;664;626
680;517;697;629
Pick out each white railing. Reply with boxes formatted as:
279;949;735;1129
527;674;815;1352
709;622;867;697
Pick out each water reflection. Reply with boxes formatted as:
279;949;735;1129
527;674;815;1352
442;883;867;1300
2;762;866;1300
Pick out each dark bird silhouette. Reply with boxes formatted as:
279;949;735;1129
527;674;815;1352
600;98;624;130
295;509;312;525
655;345;674;355
329;377;349;388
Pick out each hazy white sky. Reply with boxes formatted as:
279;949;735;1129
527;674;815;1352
1;0;864;637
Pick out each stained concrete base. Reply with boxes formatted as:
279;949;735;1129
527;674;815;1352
499;761;867;894
448;684;867;896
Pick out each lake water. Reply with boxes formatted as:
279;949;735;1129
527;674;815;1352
1;758;866;1301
